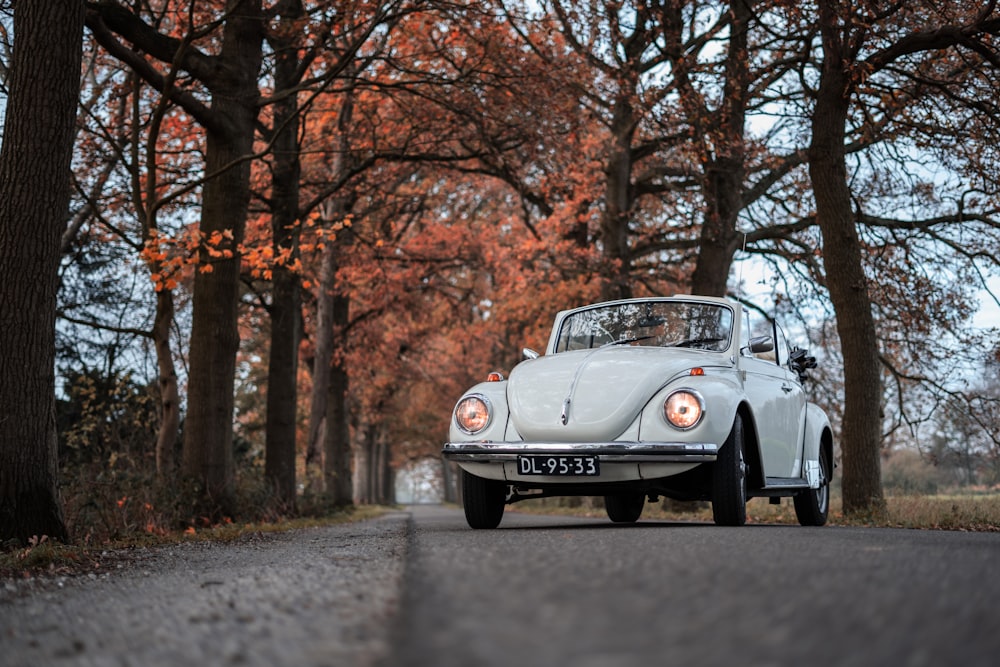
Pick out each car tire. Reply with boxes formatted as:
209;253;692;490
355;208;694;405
461;470;506;529
794;450;830;526
604;493;644;523
712;414;748;526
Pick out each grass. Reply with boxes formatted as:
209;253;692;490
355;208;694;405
6;491;999;581
510;491;1000;532
0;504;393;581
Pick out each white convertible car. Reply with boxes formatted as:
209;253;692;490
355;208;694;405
442;295;834;529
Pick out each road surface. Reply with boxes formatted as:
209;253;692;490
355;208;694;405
383;505;1000;666
3;504;999;666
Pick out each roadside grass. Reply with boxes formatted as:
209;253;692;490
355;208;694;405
6;490;999;581
1;466;399;580
511;490;1000;532
0;504;392;581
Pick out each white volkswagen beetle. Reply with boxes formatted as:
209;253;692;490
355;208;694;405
442;295;834;529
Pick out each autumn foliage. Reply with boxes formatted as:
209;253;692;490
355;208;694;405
1;0;994;542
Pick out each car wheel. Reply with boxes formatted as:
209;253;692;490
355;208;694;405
604;493;644;523
712;414;748;526
794;450;830;526
461;470;506;529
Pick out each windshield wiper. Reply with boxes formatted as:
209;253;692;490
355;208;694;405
666;337;724;349
603;335;655;347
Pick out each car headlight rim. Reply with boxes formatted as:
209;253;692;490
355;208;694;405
663;389;705;430
455;394;493;435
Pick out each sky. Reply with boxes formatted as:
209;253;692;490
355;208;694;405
734;253;999;344
973;278;1000;330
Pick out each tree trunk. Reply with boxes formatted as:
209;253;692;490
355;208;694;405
264;244;302;506
690;156;744;297
359;420;386;504
0;0;84;543
688;0;751;298
599;91;637;301
306;88;355;487
377;432;387;504
355;428;370;504
374;428;382;504
809;0;886;517
264;0;305;508
136;67;181;481
182;1;264;510
153;288;180;476
324;292;353;506
305;234;334;483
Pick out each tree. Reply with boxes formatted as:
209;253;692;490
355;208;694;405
502;0;687;301
260;0;305;507
663;0;753;297
0;0;84;543
808;0;1000;516
809;0;886;516
87;0;265;511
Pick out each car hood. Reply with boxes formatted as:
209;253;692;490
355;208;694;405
507;346;712;441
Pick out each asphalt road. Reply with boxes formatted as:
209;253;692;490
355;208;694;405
3;505;999;667
1;512;410;667
381;505;1000;667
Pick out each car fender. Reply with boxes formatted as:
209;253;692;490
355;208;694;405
448;382;510;443
638;373;746;447
802;402;832;488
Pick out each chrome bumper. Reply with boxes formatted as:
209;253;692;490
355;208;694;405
442;441;719;463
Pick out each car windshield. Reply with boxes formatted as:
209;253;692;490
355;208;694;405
554;300;734;353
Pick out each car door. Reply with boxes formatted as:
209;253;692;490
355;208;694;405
740;317;805;479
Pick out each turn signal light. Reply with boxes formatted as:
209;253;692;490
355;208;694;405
689;367;705;376
486;371;505;382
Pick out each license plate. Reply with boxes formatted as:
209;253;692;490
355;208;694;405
516;455;600;476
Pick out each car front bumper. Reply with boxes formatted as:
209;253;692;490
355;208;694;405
442;441;719;463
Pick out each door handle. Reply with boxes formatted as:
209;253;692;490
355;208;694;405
781;384;794;393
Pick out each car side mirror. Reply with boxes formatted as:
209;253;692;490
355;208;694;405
748;336;773;354
523;348;540;360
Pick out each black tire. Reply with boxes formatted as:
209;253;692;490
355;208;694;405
712;414;748;526
604;493;645;523
461;470;506;529
794;449;830;526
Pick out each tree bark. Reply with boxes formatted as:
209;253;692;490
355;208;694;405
305;235;334;481
809;0;886;517
305;88;355;489
263;0;305;508
0;0;84;543
599;88;637;302
179;1;264;510
152;289;181;476
690;159;743;297
324;290;353;505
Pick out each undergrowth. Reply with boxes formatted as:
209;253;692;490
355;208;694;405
1;465;393;580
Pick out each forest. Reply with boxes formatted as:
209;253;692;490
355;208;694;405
1;0;999;544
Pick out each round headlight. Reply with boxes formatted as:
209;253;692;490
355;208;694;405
664;390;704;430
455;395;492;434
